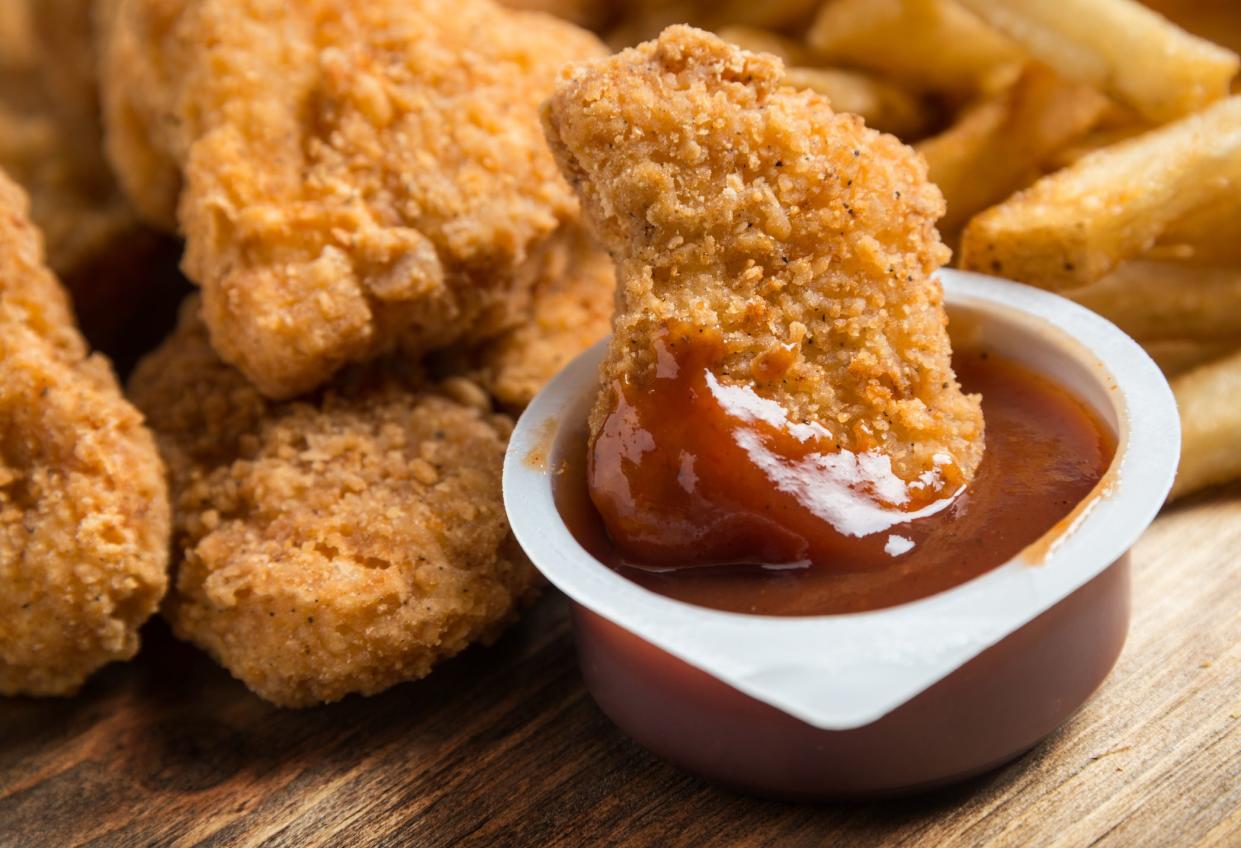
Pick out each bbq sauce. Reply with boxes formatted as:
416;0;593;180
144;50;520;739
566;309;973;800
563;347;1113;616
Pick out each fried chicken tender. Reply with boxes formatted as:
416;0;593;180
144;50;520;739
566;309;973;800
128;300;538;707
0;173;169;697
0;0;155;291
0;0;175;359
103;0;606;399
543;26;984;489
456;225;615;410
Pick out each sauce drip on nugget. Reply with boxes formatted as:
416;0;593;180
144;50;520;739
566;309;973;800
542;26;984;571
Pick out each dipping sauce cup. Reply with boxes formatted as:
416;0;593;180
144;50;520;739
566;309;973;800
503;270;1180;799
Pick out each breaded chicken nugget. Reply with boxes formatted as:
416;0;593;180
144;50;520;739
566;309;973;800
0;0;131;272
543;26;984;493
456;225;615;410
103;0;606;399
0;0;140;276
0;173;169;697
128;300;538;707
0;0;173;356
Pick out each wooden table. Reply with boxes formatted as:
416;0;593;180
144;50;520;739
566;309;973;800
1;486;1238;847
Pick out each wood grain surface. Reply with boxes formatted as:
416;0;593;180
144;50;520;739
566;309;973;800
1;485;1238;847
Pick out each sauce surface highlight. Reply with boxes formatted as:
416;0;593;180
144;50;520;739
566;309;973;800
562;348;1114;616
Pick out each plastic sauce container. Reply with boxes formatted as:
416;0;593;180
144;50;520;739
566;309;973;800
503;270;1180;798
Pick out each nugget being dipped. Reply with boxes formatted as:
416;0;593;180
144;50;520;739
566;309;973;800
128;301;537;707
103;0;605;399
543;26;983;569
0;173;168;696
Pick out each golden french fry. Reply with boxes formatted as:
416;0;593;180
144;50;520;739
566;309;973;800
1143;0;1241;56
497;0;613;28
959;95;1241;290
807;0;1022;97
702;0;824;33
609;0;822;45
1169;350;1241;499
715;25;815;66
605;3;698;49
1141;338;1241;378
1065;259;1241;341
1157;191;1241;262
1043;123;1149;170
715;26;935;138
783;66;933;138
0;1;35;71
918;65;1108;240
955;0;1238;123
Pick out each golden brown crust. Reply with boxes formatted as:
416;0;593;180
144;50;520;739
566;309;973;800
0;173;169;696
0;0;152;288
543;26;983;485
128;300;538;707
0;0;176;366
461;225;615;410
103;0;606;399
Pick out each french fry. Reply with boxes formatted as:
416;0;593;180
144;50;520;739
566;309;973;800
1141;338;1241;377
1169;350;1241;499
610;1;824;47
807;0;1022;97
497;0;613;28
918;65;1109;240
1043;123;1150;171
1143;0;1241;56
0;1;35;71
1156;191;1241;263
955;0;1239;123
715;25;816;66
783;66;933;138
959;95;1241;290
605;3;697;49
701;0;824;33
1065;259;1241;341
715;26;935;138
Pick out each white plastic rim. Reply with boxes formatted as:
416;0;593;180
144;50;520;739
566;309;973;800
503;269;1181;731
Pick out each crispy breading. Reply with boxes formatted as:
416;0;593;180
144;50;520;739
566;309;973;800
458;225;615;410
128;299;537;707
0;173;169;697
0;0;175;360
543;26;984;488
0;0;151;287
103;0;606;399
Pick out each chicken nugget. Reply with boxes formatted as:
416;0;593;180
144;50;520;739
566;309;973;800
128;299;537;707
542;27;983;552
103;0;606;399
0;172;169;697
451;225;615;410
0;0;125;280
0;0;176;361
